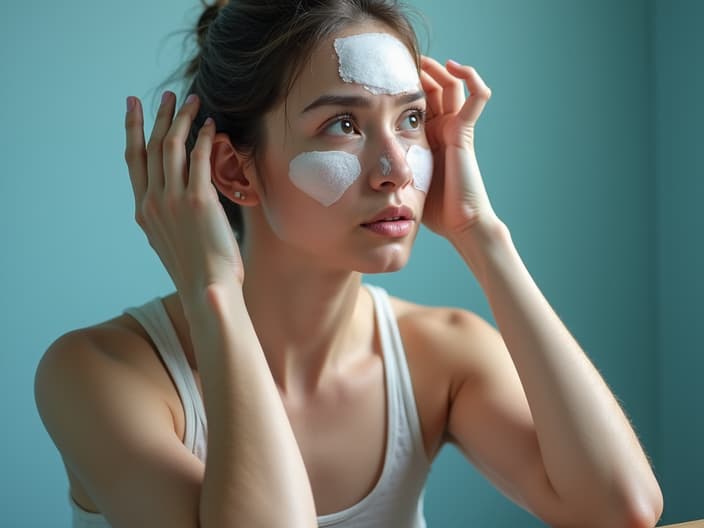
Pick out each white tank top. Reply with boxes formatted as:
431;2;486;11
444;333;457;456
70;284;430;527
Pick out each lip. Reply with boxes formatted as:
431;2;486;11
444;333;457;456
361;205;415;225
360;205;416;238
362;220;414;237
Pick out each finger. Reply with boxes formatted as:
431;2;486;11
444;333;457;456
146;91;177;191
419;68;443;120
446;61;492;125
188;117;217;196
124;96;147;206
163;93;201;193
421;56;465;114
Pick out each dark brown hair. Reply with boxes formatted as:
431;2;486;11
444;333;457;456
164;0;423;242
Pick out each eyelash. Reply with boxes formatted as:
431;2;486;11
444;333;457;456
405;107;427;123
403;107;427;129
327;112;356;131
322;107;427;134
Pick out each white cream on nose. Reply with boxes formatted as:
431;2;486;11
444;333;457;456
380;154;392;176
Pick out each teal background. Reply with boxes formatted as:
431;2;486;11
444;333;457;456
1;1;700;526
654;0;704;523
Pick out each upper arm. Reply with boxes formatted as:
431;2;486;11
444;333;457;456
34;330;205;528
437;310;571;526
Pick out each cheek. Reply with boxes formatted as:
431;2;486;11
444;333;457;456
288;151;362;206
406;145;433;193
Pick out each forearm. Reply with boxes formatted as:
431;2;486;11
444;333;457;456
183;284;317;528
451;222;661;522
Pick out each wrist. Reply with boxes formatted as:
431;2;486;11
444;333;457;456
180;282;246;330
449;218;514;284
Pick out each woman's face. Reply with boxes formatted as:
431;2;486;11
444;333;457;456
253;22;430;274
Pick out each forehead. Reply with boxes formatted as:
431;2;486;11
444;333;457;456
287;22;418;110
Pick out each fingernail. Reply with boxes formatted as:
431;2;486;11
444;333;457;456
161;91;172;105
186;93;198;105
204;117;214;127
126;96;135;113
447;59;461;67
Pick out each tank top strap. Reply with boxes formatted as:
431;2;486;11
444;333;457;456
123;297;208;460
364;284;428;466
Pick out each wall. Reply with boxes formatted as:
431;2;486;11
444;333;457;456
655;0;704;523
1;1;698;526
1;2;203;525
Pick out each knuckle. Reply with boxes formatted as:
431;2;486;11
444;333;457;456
163;134;182;151
186;189;210;210
124;147;136;164
140;194;159;220
164;193;181;214
134;210;145;228
124;145;144;163
157;102;172;116
146;139;162;155
125;114;142;128
190;148;209;163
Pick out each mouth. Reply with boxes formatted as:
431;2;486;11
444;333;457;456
360;205;415;238
361;205;415;225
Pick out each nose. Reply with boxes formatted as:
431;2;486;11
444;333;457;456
368;136;413;192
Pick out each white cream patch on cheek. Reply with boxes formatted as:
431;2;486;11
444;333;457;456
334;33;419;95
406;145;433;193
289;151;361;207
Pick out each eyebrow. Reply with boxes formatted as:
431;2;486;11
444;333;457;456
301;90;426;114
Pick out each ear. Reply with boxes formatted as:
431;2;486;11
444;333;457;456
210;133;261;206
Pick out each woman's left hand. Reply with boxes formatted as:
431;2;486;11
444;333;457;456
420;57;498;241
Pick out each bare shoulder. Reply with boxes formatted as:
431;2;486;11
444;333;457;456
388;294;501;390
33;312;174;469
384;294;503;460
34;308;187;458
36;311;180;411
34;312;203;526
389;295;491;336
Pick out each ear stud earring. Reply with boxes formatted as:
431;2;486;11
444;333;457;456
234;191;245;200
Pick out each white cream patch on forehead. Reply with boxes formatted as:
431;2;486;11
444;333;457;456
289;151;361;207
334;33;419;95
406;145;433;193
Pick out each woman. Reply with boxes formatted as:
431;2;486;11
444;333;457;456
35;1;663;527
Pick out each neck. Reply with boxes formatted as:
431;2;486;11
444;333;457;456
241;241;374;399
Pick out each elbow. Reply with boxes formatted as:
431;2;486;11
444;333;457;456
625;491;664;528
630;472;664;528
565;482;664;528
607;484;664;528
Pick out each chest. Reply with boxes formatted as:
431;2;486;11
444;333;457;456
185;345;447;516
68;325;451;518
284;357;388;515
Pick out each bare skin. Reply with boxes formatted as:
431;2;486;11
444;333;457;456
36;21;663;528
62;290;453;517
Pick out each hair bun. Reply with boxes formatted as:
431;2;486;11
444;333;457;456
196;0;229;48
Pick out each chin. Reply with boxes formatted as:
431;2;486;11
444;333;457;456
354;246;411;274
363;262;407;275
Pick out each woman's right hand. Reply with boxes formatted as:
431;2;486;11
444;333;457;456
124;92;244;305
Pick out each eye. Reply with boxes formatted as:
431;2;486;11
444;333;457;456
325;116;358;136
399;109;425;131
